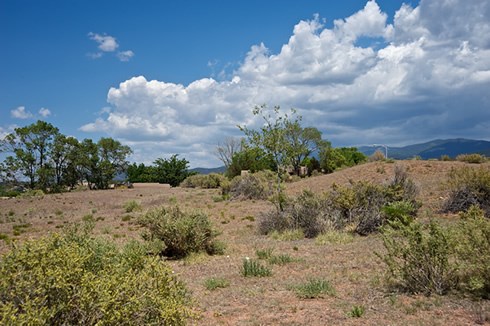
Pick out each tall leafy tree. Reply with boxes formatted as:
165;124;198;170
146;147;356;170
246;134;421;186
0;120;59;189
239;105;299;209
154;154;193;187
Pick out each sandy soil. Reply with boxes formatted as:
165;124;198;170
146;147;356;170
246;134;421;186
0;160;488;325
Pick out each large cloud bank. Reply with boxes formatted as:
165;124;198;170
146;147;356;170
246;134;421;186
81;0;490;167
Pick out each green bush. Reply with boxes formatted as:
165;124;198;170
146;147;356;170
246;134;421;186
456;153;487;164
443;166;490;217
454;206;490;298
379;220;457;295
382;200;416;228
0;225;194;325
380;205;490;298
180;173;227;189
123;200;142;213
228;170;276;200
139;206;224;258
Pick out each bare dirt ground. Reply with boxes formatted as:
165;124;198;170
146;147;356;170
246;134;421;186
1;160;489;325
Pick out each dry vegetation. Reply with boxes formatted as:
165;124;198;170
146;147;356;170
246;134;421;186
1;160;489;325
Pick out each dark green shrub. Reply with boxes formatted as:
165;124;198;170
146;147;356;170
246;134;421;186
379;220;457;295
0;226;194;325
139;206;223;258
443;166;490;217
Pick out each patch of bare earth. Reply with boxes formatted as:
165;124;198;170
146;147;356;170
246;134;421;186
0;161;488;325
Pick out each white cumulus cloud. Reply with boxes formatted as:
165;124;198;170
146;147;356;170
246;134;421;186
88;32;134;61
81;0;490;167
88;32;119;52
39;107;51;118
11;106;33;119
117;50;134;62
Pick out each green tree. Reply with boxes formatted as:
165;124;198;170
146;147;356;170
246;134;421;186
239;105;301;210
226;144;276;178
284;122;328;175
0;120;59;190
51;134;79;188
154;154;194;187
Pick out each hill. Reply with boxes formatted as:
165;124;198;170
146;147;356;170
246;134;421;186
189;166;226;174
358;138;490;159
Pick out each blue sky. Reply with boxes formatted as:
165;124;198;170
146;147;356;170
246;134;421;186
1;0;490;167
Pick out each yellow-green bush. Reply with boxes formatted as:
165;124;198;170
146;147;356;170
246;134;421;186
180;173;227;189
139;206;224;258
456;153;487;164
0;225;194;325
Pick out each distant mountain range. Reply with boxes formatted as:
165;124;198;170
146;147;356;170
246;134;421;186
358;138;490;160
189;166;226;175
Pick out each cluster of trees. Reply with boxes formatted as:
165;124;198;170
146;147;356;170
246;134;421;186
217;105;366;178
126;155;194;187
0;120;132;191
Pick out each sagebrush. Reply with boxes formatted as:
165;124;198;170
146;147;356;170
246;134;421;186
139;206;224;258
0;223;194;325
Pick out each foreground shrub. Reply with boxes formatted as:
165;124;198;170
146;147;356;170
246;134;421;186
0;225;193;325
454;206;490;298
139;206;224;258
456;153;486;164
180;173;226;189
379;220;457;295
379;210;490;299
442;166;490;216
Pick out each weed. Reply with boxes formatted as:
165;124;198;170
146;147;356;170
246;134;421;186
0;233;10;242
55;209;63;216
82;214;94;223
121;215;132;222
242;215;255;222
124;200;142;213
348;305;365;318
268;254;294;265
292;278;336;299
12;223;31;236
270;229;304;241
315;230;354;245
204;277;230;290
255;247;274;260
241;258;272;277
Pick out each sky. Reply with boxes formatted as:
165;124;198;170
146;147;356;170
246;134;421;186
1;0;490;168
